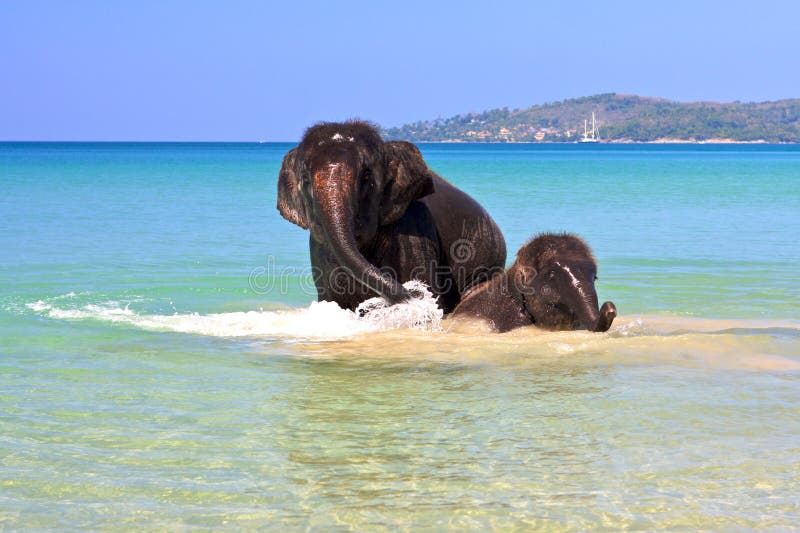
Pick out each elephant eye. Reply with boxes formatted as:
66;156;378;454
548;271;556;281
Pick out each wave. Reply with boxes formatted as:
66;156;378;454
25;280;444;341
299;315;800;371
22;286;800;371
24;290;799;344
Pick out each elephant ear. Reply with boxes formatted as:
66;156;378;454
510;264;537;296
515;265;537;286
380;141;436;225
276;148;308;229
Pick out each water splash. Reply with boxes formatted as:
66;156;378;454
356;280;443;331
25;281;443;341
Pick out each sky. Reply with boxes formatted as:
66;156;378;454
2;0;799;141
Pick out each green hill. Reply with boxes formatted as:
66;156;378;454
381;94;800;143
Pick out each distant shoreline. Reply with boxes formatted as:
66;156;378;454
423;139;791;145
615;138;770;145
383;93;800;144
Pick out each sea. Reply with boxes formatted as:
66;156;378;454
1;142;799;530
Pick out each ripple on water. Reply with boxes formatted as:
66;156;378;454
8;295;800;529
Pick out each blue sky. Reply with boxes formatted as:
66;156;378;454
2;0;798;141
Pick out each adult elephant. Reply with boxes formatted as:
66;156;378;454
277;121;506;313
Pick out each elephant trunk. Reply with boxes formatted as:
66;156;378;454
594;301;617;332
571;283;617;333
313;164;410;304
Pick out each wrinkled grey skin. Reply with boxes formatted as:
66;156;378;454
451;233;617;333
277;121;506;312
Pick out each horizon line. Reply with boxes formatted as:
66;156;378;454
2;140;798;145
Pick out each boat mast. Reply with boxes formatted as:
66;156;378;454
580;111;599;142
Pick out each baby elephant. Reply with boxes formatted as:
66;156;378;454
451;233;617;333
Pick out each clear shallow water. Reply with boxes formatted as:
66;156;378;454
1;142;799;529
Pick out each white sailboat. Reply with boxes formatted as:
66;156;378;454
579;112;599;143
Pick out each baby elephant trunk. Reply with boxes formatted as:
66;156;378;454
573;285;617;332
592;301;617;332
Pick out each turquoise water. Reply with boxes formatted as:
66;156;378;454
1;142;799;529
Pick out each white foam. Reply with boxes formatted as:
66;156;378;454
27;300;136;321
26;300;53;313
26;281;443;341
356;280;443;331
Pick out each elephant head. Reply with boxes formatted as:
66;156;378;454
507;233;616;332
277;121;435;303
